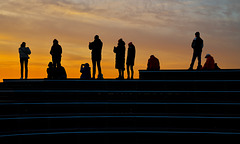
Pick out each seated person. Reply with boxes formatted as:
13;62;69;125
55;66;67;79
201;54;215;70
147;55;160;71
80;63;91;80
47;62;54;79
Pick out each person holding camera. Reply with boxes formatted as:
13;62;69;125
80;63;91;80
19;42;31;79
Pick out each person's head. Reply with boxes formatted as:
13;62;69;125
205;54;211;58
94;35;99;40
128;42;133;46
48;62;53;67
195;32;200;37
150;55;155;58
21;42;26;47
84;63;89;68
118;38;123;43
53;39;58;44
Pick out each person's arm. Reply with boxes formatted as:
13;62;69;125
191;40;195;49
27;47;31;55
59;45;62;54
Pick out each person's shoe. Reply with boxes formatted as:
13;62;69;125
188;67;193;71
97;74;103;80
197;65;202;70
116;77;121;80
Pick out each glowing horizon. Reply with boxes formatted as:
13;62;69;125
1;0;240;81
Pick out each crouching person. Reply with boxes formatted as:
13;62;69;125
80;63;91;80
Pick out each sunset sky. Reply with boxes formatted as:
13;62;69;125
0;0;240;80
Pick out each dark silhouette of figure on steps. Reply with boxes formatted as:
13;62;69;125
126;42;136;79
47;62;54;79
147;55;160;71
89;35;103;79
201;54;220;70
189;32;204;70
19;42;31;79
46;62;67;80
80;63;91;80
55;66;67;79
50;39;62;68
114;38;126;79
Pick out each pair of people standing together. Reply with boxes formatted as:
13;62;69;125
113;39;136;79
89;36;136;80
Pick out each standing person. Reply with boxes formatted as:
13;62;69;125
50;39;62;68
126;42;136;79
114;38;126;79
189;32;204;70
19;42;31;79
89;35;103;79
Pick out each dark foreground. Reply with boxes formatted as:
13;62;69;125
0;70;240;143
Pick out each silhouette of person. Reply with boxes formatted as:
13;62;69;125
147;55;160;71
189;32;204;70
47;62;54;79
114;38;126;79
50;39;62;68
201;54;215;70
18;42;31;79
55;66;67;79
80;63;91;80
126;42;136;79
89;35;103;79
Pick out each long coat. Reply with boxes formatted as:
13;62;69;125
126;44;136;66
114;40;125;70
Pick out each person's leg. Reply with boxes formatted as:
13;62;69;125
117;69;121;79
189;51;197;69
97;60;102;77
121;69;124;79
20;58;24;79
25;59;28;79
130;65;134;79
57;57;61;68
92;60;96;79
127;65;130;79
197;51;202;68
52;57;57;68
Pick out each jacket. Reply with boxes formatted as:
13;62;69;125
202;55;215;70
191;37;204;51
147;55;160;71
19;47;31;59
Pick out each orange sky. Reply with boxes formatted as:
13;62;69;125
0;0;240;80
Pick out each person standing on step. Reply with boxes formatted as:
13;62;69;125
19;42;31;79
114;38;126;79
89;35;103;79
189;32;204;70
50;39;62;68
126;42;136;79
